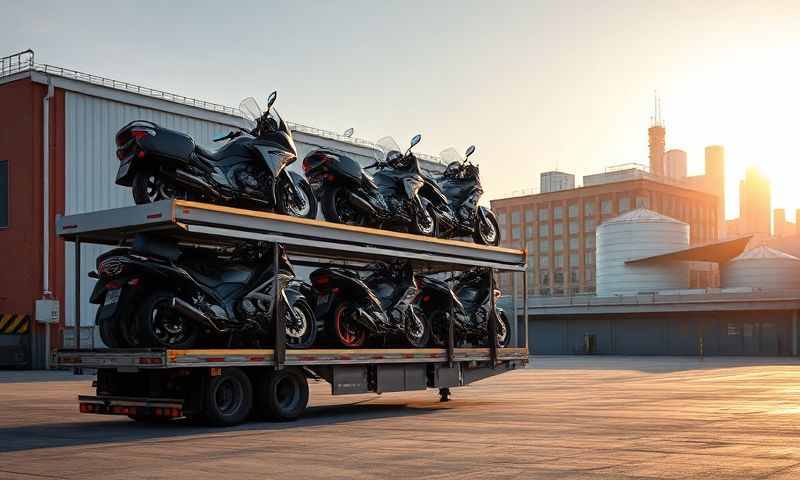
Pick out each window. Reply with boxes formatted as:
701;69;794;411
619;197;631;212
554;239;563;252
569;221;579;234
584;200;595;216
584;218;595;232
636;196;649;209
569;253;578;266
525;208;535;222
554;206;563;219
570;268;579;283
498;212;507;226
526;240;535;252
585;235;595;249
568;204;578;218
540;270;550;285
554;255;564;269
511;210;521;224
569;237;579;250
585;252;595;265
525;225;534;238
539;241;549;253
0;161;7;228
539;256;550;268
585;269;594;281
601;199;612;215
539;224;549;237
512;226;520;240
554;223;563;235
554;271;564;283
539;208;549;221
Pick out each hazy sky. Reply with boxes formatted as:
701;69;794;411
4;0;800;218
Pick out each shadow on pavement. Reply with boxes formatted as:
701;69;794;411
0;402;446;453
529;355;800;373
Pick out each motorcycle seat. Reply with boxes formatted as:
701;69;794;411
194;144;226;162
182;264;253;288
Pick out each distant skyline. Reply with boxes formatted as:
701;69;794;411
3;0;799;219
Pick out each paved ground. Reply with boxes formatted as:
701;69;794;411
3;357;800;479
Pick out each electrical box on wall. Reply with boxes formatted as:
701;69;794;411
35;299;60;324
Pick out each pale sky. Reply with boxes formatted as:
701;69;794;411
3;0;800;219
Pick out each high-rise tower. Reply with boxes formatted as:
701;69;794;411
648;93;665;176
704;145;725;237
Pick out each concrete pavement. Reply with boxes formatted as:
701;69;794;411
3;357;800;479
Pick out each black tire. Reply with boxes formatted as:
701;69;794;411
497;311;511;348
427;309;449;347
134;290;202;348
202;367;253;427
97;293;139;348
330;302;368;347
285;300;317;349
277;177;318;219
404;306;431;348
132;171;171;205
98;314;124;349
413;201;437;237
256;368;309;421
473;211;500;246
321;186;366;226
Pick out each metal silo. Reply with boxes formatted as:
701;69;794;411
596;209;690;296
721;246;800;291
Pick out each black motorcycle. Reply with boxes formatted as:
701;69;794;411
89;236;317;349
114;91;317;219
302;135;437;236
309;262;430;348
416;269;510;347
419;146;500;245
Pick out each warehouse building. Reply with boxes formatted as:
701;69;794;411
0;50;442;368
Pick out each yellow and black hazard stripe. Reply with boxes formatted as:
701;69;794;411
0;313;31;334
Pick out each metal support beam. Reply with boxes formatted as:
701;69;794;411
488;268;497;367
273;242;285;370
523;269;529;352
74;238;81;351
447;302;455;366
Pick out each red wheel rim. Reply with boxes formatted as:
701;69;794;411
335;305;366;347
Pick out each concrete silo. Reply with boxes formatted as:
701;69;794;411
596;209;690;296
721;246;800;291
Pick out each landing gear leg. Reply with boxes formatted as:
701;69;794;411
439;387;451;402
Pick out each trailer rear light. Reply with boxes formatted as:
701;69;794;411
138;356;163;365
146;213;163;219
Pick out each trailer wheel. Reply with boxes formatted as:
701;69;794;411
257;368;309;421
203;367;253;427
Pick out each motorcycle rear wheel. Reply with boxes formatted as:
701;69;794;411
135;291;202;348
132;171;172;204
332;302;368;348
321;186;366;226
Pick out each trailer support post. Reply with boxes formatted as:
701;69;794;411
488;267;498;367
447;303;455;367
523;265;529;352
273;242;285;370
74;237;82;374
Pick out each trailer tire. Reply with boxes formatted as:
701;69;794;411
202;367;253;427
257;368;309;421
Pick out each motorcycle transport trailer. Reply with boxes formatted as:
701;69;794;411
54;199;529;425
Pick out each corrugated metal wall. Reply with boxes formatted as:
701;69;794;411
63;92;237;330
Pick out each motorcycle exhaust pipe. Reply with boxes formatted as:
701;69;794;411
171;170;222;199
170;297;226;333
347;192;377;215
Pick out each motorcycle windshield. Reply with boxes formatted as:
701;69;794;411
374;136;402;163
239;97;262;126
439;147;463;165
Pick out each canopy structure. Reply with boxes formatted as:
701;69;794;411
625;236;752;265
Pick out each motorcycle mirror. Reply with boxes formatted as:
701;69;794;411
464;145;476;160
409;134;422;150
267;91;278;109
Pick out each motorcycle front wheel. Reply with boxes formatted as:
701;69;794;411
277;177;318;219
284;300;317;349
413;201;437;237
473;211;500;246
321;186;367;226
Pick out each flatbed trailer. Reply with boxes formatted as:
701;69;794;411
55;200;529;425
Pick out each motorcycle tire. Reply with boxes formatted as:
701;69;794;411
331;302;368;348
284;300;317;349
321;186;366;226
427;309;450;347
473;210;500;246
404;306;431;348
98;314;125;348
413;201;437;237
97;294;139;348
497;311;511;348
132;171;170;205
134;290;202;348
277;177;318;219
